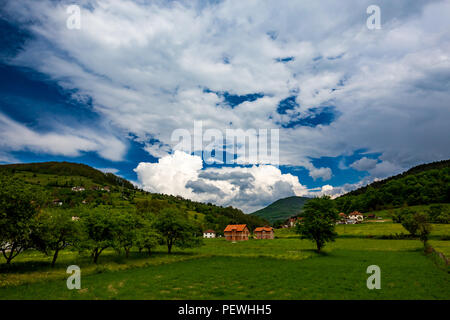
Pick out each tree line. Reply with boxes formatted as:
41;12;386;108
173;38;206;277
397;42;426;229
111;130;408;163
335;166;450;215
0;176;202;266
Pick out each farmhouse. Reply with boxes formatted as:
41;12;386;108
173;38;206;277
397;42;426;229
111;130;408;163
203;229;216;238
348;211;364;223
287;217;303;227
71;186;85;192
254;227;274;239
288;217;297;227
52;199;63;206
337;212;348;224
224;224;250;241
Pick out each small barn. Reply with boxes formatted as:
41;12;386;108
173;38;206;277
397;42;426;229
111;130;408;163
224;224;250;241
203;229;216;238
254;227;274;239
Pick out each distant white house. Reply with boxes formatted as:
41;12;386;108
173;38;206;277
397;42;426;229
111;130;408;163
52;199;63;206
348;211;364;223
71;186;85;192
203;229;216;238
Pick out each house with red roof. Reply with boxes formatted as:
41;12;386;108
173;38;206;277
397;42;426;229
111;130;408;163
287;217;303;227
224;224;250;241
254;227;274;239
348;211;364;223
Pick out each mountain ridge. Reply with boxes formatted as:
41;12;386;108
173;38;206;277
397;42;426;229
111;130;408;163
250;196;311;223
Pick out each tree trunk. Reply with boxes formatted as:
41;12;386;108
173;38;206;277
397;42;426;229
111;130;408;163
4;243;17;264
125;247;130;258
6;253;13;264
316;240;322;253
93;253;99;264
51;248;59;267
167;239;172;254
93;248;99;264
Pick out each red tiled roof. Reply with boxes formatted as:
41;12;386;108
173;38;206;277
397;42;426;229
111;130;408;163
254;227;273;232
224;224;247;232
204;229;215;233
349;211;362;216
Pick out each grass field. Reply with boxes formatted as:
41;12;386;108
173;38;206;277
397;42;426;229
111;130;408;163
1;234;449;299
275;221;450;239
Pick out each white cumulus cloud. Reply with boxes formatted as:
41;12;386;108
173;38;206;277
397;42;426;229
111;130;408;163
134;151;308;212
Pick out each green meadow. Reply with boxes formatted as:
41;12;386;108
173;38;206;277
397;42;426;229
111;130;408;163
1;222;449;300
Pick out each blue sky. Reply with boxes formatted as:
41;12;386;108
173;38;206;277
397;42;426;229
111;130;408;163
1;0;449;212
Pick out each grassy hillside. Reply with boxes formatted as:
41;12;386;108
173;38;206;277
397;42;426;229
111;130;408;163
0;161;135;189
250;196;310;223
0;161;268;232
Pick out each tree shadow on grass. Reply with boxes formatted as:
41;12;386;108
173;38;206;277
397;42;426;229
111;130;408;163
0;250;198;274
300;249;332;257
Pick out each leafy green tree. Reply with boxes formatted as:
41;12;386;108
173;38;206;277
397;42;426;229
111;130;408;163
415;212;432;248
32;208;82;267
295;196;338;253
427;204;449;223
113;212;137;258
153;207;202;254
79;208;118;263
400;209;419;236
135;219;161;255
0;176;44;264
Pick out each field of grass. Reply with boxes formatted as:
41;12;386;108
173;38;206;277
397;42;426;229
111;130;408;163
1;241;448;299
1;235;449;299
275;221;450;240
1;218;449;300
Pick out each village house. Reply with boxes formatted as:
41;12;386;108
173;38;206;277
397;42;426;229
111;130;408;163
224;224;250;242
348;211;364;223
71;186;85;192
254;227;274;239
203;229;216;238
52;199;63;206
288;217;297;227
287;217;303;227
337;212;348;224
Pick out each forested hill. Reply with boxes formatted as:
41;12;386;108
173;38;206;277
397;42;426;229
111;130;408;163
0;161;135;189
0;161;268;232
335;159;450;213
250;196;310;223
